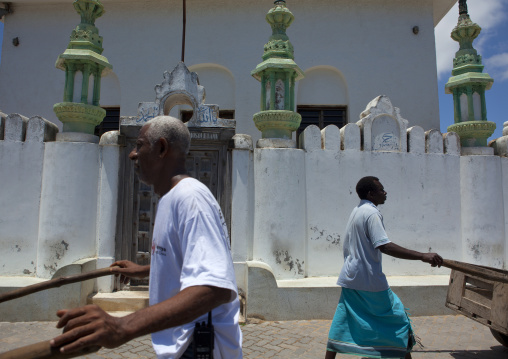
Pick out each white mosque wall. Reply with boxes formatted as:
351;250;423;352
0;0;445;144
231;119;508;284
0;111;121;294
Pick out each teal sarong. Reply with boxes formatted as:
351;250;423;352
327;288;415;358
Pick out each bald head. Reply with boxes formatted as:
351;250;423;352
144;116;191;156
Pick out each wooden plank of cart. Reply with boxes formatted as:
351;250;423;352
443;259;508;347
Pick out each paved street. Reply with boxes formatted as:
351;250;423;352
1;315;507;358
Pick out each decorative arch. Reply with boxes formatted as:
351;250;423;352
297;66;349;107
188;63;236;110
295;66;349;138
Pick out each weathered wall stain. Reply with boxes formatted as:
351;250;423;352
309;226;340;245
273;250;304;275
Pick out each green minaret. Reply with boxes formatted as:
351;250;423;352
53;0;113;135
251;0;304;140
445;0;495;148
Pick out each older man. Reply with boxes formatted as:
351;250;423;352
51;116;242;359
325;176;442;359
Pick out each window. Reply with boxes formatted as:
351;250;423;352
296;105;347;139
95;107;120;137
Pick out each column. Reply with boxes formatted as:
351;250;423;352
64;63;76;102
467;86;474;122
81;63;91;104
269;73;276;110
284;71;290;110
92;66;102;106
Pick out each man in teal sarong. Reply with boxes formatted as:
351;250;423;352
325;176;443;359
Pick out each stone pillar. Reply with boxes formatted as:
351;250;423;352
37;140;100;279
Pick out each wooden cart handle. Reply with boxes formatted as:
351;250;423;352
442;259;508;284
0;340;100;359
0;266;119;304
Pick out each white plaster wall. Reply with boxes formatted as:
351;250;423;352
238;114;507;280
0;141;44;275
304;149;461;278
0;0;445;143
460;155;506;269
37;142;100;279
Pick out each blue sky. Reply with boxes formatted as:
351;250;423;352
0;2;506;140
436;0;508;140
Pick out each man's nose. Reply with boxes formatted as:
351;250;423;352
129;149;137;160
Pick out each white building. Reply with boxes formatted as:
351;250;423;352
1;0;508;323
0;0;456;142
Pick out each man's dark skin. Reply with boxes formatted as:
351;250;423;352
325;179;443;359
50;122;232;354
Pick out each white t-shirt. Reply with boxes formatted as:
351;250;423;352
149;177;243;359
337;200;391;292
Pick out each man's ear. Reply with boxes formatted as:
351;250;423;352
158;137;170;158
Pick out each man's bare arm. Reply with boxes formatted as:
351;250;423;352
50;285;233;354
378;242;443;267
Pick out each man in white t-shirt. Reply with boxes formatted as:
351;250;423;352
50;116;242;359
325;176;442;359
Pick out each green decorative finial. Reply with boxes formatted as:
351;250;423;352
251;1;304;142
53;0;112;135
445;0;495;148
264;0;294;60
74;0;105;26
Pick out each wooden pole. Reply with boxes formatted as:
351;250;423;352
0;266;119;304
0;340;100;359
442;259;508;284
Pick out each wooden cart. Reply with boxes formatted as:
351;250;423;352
444;259;508;347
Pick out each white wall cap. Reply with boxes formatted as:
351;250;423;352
340;123;361;151
491;136;508;157
232;134;253;150
407;126;425;154
299;125;321;151
4;114;28;142
257;138;296;149
443;132;461;156
26;116;59;143
461;147;495;156
56;132;100;143
425;129;443;154
99;130;123;146
321;125;340;152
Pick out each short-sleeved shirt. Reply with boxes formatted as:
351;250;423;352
149;177;242;359
337;200;391;292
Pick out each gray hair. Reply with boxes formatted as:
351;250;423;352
145;116;191;155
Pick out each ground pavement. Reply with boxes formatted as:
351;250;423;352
0;315;507;358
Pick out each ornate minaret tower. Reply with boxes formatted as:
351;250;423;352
445;0;495;149
251;0;304;145
53;0;112;136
